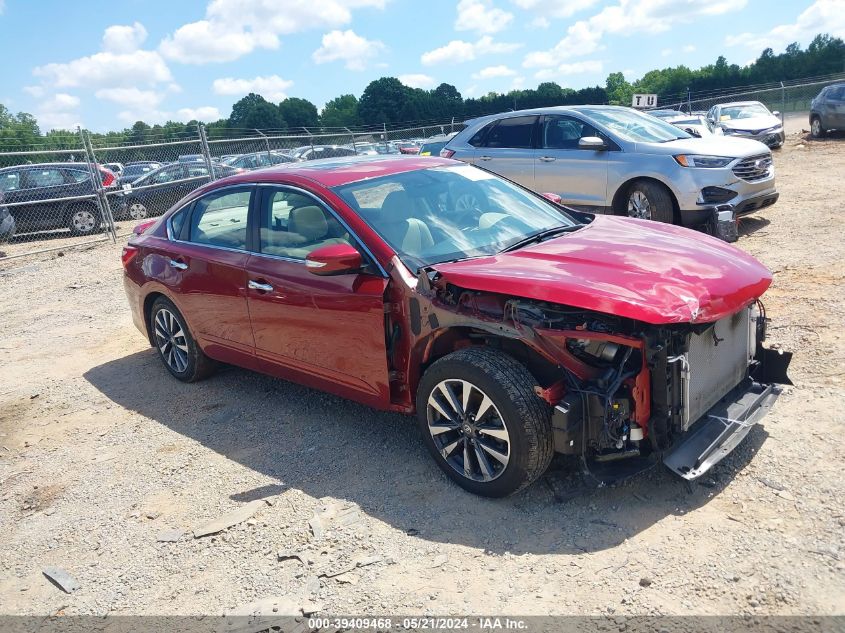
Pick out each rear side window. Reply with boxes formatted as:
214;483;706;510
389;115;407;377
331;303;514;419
65;169;90;183
25;169;65;187
480;116;538;149
189;188;252;250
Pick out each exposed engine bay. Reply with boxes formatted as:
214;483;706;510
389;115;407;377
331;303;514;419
399;266;793;484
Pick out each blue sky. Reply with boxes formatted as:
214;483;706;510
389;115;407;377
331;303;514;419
0;0;841;132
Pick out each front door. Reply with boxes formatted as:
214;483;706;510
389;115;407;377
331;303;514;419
534;114;609;209
244;186;390;406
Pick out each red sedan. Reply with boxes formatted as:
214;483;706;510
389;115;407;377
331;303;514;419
122;156;790;497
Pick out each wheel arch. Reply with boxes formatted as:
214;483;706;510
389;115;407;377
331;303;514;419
610;175;681;223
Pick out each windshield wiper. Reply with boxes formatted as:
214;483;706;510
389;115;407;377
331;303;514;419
501;225;582;253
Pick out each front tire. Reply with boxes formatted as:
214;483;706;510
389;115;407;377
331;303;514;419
150;297;216;382
127;200;148;220
416;348;553;497
625;180;675;223
810;116;825;139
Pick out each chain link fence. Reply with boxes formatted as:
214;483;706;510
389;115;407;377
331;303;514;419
652;73;845;116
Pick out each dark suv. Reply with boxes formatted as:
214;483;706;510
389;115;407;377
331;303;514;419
0;162;124;238
810;83;845;138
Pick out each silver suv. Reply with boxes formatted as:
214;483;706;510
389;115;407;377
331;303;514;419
442;105;778;227
810;83;845;138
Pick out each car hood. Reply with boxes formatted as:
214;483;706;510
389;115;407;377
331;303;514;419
720;115;781;131
429;215;772;325
636;135;768;157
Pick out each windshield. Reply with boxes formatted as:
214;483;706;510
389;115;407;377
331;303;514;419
720;103;772;120
332;164;579;269
582;107;691;143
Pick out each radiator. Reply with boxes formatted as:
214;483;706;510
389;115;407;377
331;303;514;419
684;308;753;429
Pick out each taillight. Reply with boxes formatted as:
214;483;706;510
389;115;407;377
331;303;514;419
98;167;115;187
121;245;139;269
133;219;156;235
440;148;455;158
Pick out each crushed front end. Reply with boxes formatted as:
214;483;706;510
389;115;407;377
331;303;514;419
528;300;792;483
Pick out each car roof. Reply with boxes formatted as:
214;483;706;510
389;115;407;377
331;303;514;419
717;101;765;107
221;155;455;188
0;162;92;172
464;104;643;125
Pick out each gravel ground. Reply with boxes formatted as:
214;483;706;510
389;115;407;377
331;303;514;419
1;134;843;618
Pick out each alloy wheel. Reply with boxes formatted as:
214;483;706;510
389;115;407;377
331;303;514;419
627;190;652;219
128;202;148;220
154;308;189;374
71;209;97;233
426;379;510;482
811;118;821;137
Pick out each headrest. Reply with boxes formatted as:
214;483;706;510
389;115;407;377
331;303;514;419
288;206;327;241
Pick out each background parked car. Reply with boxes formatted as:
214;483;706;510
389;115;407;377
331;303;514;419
103;162;124;177
705;101;785;148
291;145;358;161
667;114;713;138
119;162;241;220
442;105;778;227
419;134;456;156
0;162;124;237
809;83;845;138
648;109;686;121
221;151;294;170
0;206;14;243
118;162;163;186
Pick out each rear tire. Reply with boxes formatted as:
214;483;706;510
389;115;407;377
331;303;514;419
415;347;553;497
127;200;148;220
150;297;216;382
810;116;825;139
67;203;102;236
625;180;675;224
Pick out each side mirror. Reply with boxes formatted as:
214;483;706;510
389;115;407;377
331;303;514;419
578;136;607;151
305;243;363;276
772;110;780;117
684;127;702;138
541;192;563;204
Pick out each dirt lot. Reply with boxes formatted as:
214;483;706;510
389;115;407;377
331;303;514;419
1;134;843;618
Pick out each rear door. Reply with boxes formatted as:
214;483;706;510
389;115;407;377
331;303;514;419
534;114;608;208
165;186;257;366
244;185;390;406
829;86;845;128
474;115;538;189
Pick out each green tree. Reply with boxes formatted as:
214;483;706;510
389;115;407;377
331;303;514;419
320;94;360;128
358;77;410;124
279;97;319;130
228;93;286;131
605;72;634;105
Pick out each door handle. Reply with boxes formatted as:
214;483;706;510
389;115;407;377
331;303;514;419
169;259;188;270
478;155;492;161
248;279;274;293
539;156;556;162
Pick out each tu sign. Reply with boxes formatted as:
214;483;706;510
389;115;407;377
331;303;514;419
632;94;658;109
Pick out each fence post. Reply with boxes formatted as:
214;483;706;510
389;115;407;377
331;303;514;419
345;127;357;153
383;123;388;152
780;81;785;123
451;117;455;133
197;123;215;180
255;128;271;160
80;128;116;242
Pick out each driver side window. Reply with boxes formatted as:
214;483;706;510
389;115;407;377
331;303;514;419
541;116;599;150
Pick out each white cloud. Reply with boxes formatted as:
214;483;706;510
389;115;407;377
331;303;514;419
160;0;387;64
510;75;526;89
176;106;222;122
524;0;748;69
661;48;672;57
455;0;513;34
23;85;45;98
102;22;147;53
510;0;599;21
312;29;385;70
534;60;603;80
472;65;517;79
213;75;294;101
399;74;437;89
682;44;696;53
0;1;5;15
33;49;172;89
35;93;82;131
726;0;845;50
422;36;522;65
463;84;480;98
95;87;163;107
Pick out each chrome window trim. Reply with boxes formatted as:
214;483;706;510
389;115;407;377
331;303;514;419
165;181;388;278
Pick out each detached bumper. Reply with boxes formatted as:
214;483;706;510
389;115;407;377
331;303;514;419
663;378;781;480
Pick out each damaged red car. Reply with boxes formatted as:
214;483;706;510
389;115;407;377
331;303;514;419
122;156;791;497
